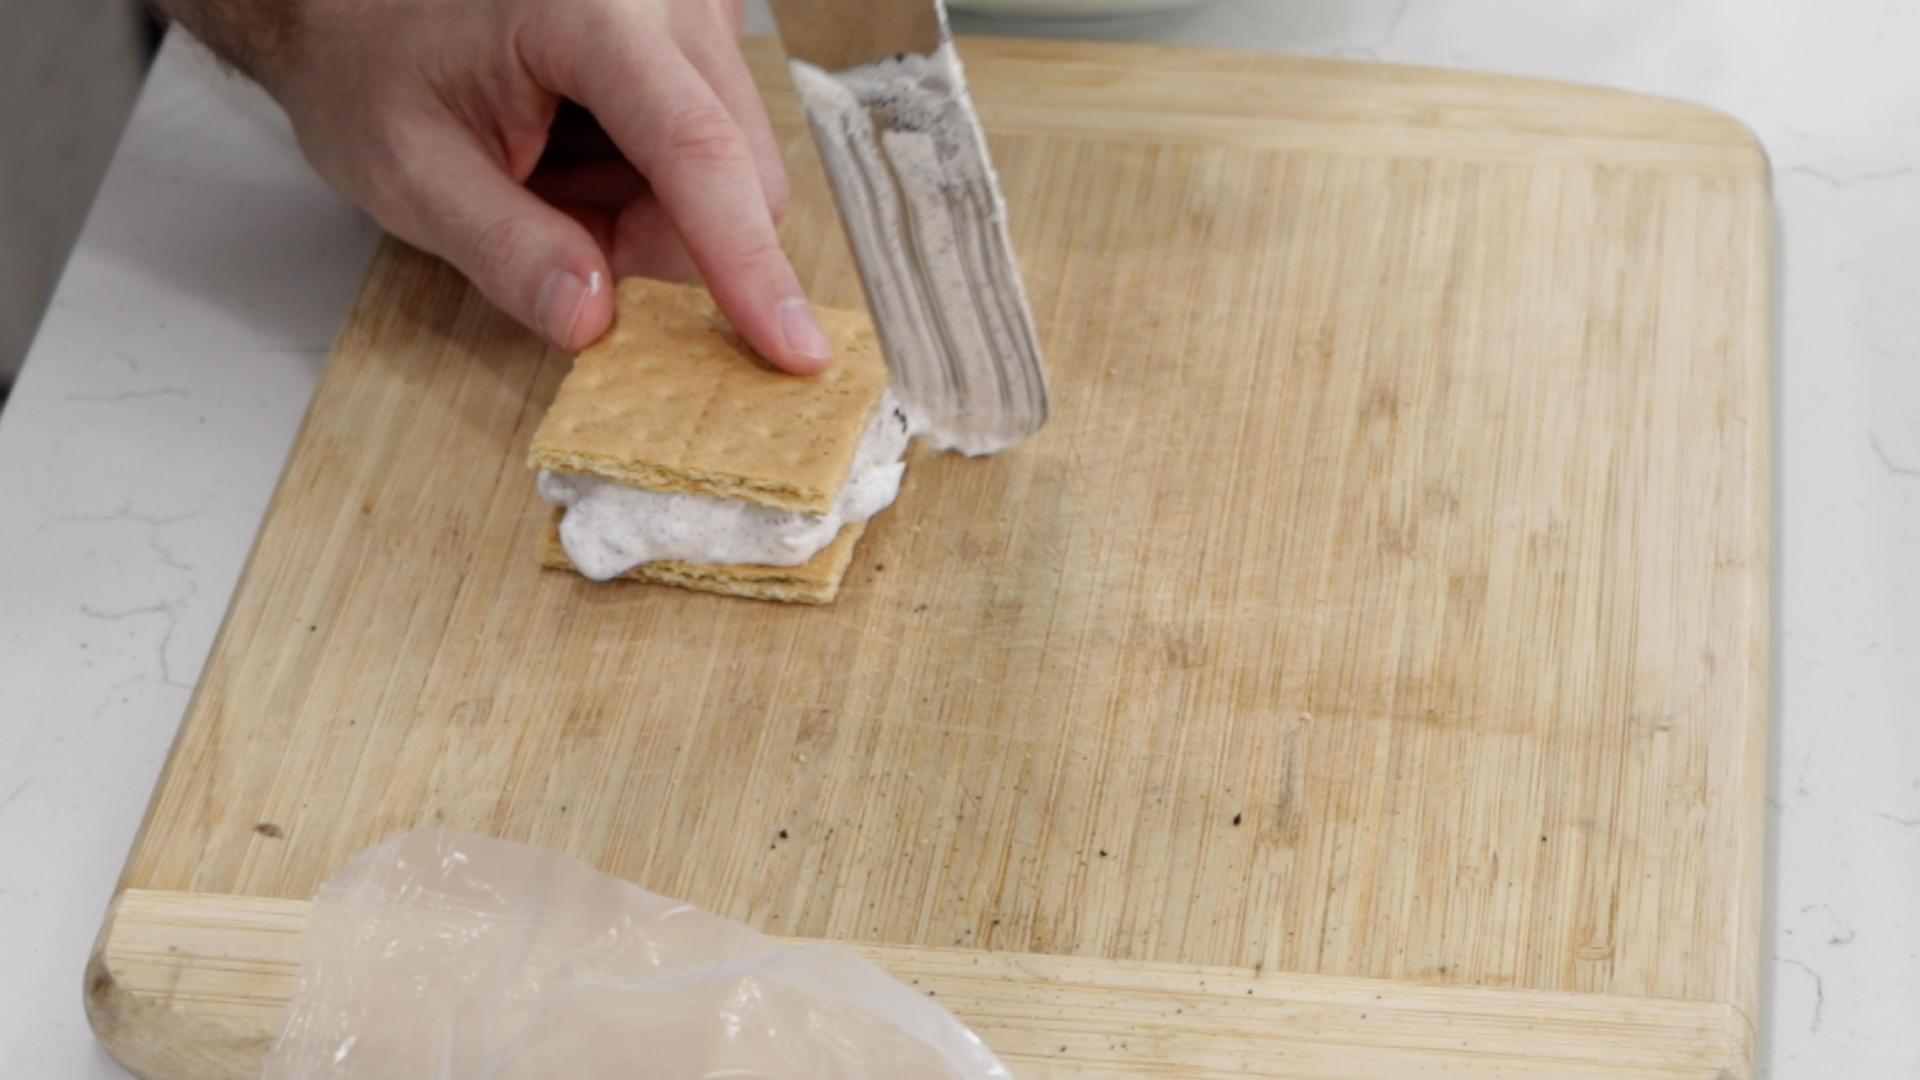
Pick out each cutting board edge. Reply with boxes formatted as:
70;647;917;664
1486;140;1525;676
748;34;1774;181
89;888;1756;1080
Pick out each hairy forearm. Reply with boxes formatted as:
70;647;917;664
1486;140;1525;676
152;0;301;87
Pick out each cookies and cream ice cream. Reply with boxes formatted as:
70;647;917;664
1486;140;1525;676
539;394;912;582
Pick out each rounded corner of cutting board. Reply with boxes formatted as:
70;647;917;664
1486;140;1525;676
1693;103;1776;188
83;924;129;1048
87;890;284;1080
85;893;166;1080
1591;84;1776;186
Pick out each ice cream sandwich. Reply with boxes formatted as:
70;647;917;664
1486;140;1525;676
529;278;910;604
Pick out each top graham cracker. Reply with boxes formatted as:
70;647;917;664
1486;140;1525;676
529;278;890;515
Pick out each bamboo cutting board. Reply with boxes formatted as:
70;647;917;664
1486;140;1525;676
88;37;1771;1079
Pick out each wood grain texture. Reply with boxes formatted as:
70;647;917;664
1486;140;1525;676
92;36;1772;1077
90;890;1751;1080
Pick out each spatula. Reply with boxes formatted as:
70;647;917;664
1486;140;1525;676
767;0;1051;456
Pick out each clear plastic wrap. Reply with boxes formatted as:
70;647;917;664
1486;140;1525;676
261;829;1013;1079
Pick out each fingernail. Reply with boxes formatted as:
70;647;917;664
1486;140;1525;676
777;297;832;367
536;269;599;347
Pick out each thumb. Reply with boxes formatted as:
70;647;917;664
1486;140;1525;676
386;134;614;351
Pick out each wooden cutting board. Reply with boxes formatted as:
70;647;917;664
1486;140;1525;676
87;37;1771;1080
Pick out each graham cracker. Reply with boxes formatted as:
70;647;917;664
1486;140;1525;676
537;511;864;605
529;277;890;515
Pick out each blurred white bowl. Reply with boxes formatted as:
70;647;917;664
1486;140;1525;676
950;0;1218;18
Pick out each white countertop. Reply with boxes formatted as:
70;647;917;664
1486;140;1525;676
2;1;1915;1075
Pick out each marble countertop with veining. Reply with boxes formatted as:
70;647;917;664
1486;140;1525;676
2;2;1915;1075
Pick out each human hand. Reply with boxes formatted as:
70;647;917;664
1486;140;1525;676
164;0;830;371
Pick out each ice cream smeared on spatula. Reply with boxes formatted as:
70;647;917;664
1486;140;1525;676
786;40;1051;457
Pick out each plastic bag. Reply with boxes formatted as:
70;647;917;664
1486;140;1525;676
261;829;1013;1079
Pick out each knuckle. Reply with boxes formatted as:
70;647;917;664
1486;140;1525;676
527;0;641;104
545;0;610;48
572;3;629;65
466;214;533;293
663;105;750;167
360;165;421;234
712;228;787;278
356;120;433;222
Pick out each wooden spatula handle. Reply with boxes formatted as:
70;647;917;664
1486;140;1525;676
767;0;945;72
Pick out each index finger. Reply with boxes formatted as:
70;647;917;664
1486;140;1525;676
529;21;829;373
